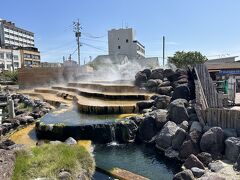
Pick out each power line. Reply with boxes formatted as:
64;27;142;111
82;32;106;39
81;42;107;52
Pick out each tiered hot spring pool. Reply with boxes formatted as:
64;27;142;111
13;81;181;179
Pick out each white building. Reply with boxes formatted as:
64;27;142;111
0;48;21;71
0;19;35;48
108;28;145;59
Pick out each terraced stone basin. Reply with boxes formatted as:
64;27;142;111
35;106;138;143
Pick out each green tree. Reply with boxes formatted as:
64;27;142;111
168;51;208;68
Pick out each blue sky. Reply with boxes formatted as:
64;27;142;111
1;0;240;64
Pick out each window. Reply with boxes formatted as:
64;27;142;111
126;39;129;43
0;53;4;59
13;55;18;60
6;53;12;59
118;38;119;40
14;62;19;67
118;46;121;49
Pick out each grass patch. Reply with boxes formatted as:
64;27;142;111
12;144;95;180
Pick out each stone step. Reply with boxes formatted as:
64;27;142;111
68;82;144;93
51;86;152;100
32;88;138;114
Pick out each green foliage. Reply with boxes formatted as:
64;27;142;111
2;70;18;82
12;144;95;180
168;51;207;68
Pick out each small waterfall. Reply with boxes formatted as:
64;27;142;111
108;125;118;146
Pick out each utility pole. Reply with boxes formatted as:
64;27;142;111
73;19;81;66
163;36;165;67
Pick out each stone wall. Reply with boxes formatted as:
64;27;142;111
18;66;93;88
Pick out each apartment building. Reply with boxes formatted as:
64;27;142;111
0;19;34;48
108;28;145;59
20;47;41;67
0;47;21;71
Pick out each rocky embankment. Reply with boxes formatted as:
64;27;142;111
131;68;240;179
0;93;52;137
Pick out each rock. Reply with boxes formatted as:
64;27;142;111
189;113;199;122
157;86;173;96
184;154;205;170
191;167;205;178
49;141;62;145
225;137;240;162
0;140;15;150
179;140;200;159
36;140;45;146
173;169;195;180
197;152;213;167
149;109;168;130
167;99;189;124
58;171;71;180
200;127;224;156
234;154;240;171
64;137;77;145
171;85;191;101
187;107;196;115
150;68;164;80
188;130;202;144
203;126;211;133
0;149;15;180
165;147;179;159
155;121;179;150
223;128;237;138
115;120;138;143
128;116;144;126
163;69;175;79
136;100;154;112
146;79;162;89
159;80;171;87
200;174;226;180
208;161;224;172
153;95;171;109
138;116;158;143
17;115;34;124
172;128;187;150
142;69;152;79
135;71;148;86
190;121;202;133
180;121;189;131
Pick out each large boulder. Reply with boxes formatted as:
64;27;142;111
138;116;158;143
190;121;202;133
225;137;240;162
157;86;173;96
149;109;168;130
172;128;187;150
180;121;189;131
115;120;138;143
171;85;191;101
146;79;162;92
184;154;205;170
179;140;201;159
200;127;224;156
155;121;179;150
135;71;148;86
197;152;213;167
149;68;164;80
173;170;195;180
167;99;189;124
163;69;175;79
153;95;171;109
136;100;154;112
142;68;151;79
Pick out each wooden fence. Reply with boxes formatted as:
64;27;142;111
201;108;240;129
194;64;240;129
